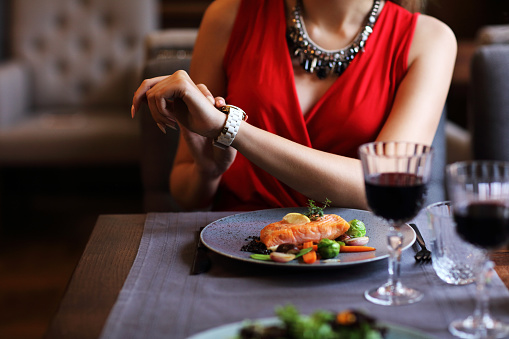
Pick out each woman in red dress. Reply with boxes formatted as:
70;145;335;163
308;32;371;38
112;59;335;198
132;0;457;212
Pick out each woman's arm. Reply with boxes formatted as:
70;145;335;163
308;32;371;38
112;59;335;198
376;14;457;144
230;15;457;209
233;15;457;208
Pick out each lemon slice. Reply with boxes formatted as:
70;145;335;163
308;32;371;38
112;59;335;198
283;213;311;225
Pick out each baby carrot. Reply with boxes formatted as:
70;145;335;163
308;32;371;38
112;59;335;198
340;245;376;252
302;241;317;263
303;241;314;249
302;249;317;264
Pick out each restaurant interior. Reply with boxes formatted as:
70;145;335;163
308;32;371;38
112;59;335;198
0;0;508;338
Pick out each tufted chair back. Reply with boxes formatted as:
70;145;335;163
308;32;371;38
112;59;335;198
10;0;156;109
469;44;509;161
0;1;6;60
0;0;158;166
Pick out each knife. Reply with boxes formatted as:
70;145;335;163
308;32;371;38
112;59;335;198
190;227;212;275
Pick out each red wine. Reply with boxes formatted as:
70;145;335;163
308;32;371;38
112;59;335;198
453;202;509;249
365;173;426;223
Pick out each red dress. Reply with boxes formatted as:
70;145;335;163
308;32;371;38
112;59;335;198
213;0;419;211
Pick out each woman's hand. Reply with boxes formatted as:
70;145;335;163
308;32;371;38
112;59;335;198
132;70;226;138
131;75;170;124
132;70;237;183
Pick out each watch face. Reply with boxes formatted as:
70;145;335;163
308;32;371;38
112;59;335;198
218;106;230;114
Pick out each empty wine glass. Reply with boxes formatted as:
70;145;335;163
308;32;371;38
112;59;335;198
446;161;509;338
359;141;433;306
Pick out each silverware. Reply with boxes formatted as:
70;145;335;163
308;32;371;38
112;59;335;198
190;227;212;275
409;223;432;263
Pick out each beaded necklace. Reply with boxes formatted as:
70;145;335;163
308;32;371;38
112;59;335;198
287;0;381;79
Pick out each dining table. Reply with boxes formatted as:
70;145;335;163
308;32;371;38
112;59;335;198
45;210;509;339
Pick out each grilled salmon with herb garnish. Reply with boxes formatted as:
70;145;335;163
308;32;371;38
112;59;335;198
260;213;350;248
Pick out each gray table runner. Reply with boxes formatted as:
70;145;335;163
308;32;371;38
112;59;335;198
100;212;509;339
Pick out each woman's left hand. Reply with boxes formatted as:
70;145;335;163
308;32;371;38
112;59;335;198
132;70;226;138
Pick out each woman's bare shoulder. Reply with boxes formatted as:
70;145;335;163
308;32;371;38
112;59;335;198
190;0;242;89
408;14;457;66
199;0;242;40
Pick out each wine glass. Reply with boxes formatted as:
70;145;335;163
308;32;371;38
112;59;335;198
359;141;433;306
446;161;509;338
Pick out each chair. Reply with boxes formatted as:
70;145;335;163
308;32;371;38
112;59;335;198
0;0;158;166
139;28;446;211
469;43;509;161
0;1;6;60
428;108;446;204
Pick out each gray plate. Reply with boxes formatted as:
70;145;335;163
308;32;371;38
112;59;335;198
201;207;415;268
187;317;434;339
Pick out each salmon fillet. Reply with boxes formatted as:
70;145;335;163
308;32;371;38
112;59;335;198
260;214;350;248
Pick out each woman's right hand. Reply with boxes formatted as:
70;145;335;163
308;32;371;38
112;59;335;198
133;70;226;138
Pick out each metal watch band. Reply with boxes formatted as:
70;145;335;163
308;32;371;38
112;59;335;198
213;105;247;149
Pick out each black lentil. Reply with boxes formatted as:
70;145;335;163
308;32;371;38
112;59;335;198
240;235;272;254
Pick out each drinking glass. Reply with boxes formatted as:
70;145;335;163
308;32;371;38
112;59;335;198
359;141;433;306
446;161;509;338
427;201;483;286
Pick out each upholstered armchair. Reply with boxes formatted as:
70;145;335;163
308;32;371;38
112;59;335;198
0;0;157;166
469;27;509;161
0;1;6;61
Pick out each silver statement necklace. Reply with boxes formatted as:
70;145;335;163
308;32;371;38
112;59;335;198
287;0;381;79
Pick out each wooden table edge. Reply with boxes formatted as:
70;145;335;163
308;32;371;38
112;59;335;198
45;214;146;339
492;248;509;289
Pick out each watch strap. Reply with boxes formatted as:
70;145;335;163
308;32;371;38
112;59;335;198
213;105;247;149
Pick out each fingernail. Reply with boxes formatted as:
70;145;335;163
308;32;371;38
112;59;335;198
166;122;177;130
156;123;167;134
218;98;225;106
162;112;176;121
131;105;135;119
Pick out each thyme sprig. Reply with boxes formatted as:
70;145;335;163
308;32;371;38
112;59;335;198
305;198;331;220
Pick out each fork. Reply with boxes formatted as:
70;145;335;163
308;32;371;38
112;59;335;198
409;223;432;263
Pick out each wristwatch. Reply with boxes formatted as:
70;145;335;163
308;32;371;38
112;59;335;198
213;105;248;149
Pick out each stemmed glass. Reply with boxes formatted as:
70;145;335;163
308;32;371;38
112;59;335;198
446;161;509;338
359;141;433;306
